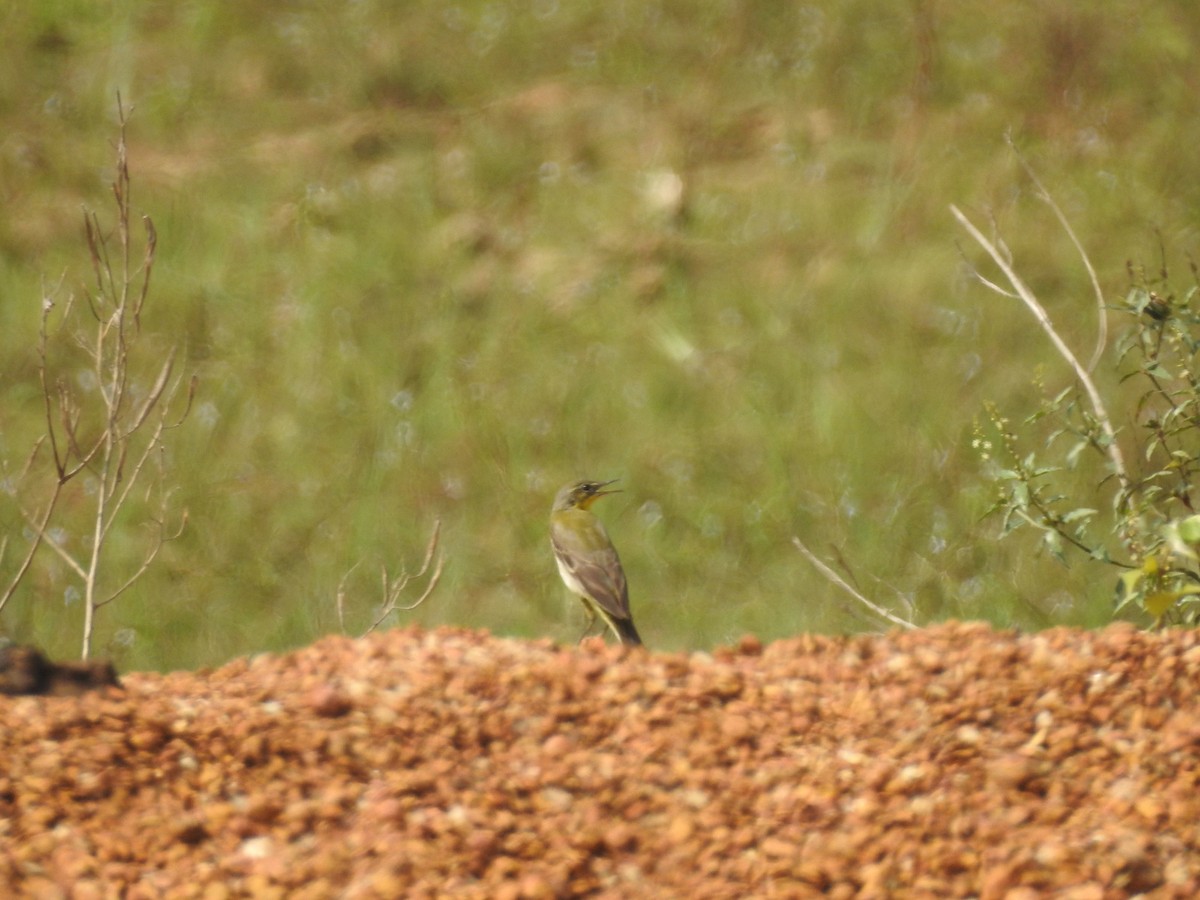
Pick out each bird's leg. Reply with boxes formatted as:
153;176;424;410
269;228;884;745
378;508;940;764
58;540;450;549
577;602;598;643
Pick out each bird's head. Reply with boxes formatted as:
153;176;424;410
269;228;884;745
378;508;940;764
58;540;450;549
554;479;621;511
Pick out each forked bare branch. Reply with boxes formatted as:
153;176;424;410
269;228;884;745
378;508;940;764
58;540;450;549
792;535;917;630
96;509;187;609
0;481;65;613
0;98;194;659
348;519;446;636
1006;137;1108;373
950;204;1129;495
11;492;87;581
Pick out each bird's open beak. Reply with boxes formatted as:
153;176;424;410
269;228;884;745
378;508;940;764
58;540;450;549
596;479;621;496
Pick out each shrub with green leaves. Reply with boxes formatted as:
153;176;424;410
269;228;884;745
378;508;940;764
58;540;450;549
969;200;1200;627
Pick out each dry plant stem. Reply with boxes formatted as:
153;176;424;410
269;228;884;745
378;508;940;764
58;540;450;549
4;98;192;659
96;452;188;611
792;535;917;630
364;520;445;635
1007;138;1108;373
81;147;139;659
335;561;363;634
337;522;445;636
0;441;62;614
950;204;1129;495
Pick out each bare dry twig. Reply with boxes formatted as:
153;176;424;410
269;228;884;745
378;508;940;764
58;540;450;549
950;203;1129;495
336;520;446;637
0;96;193;659
1005;137;1108;373
792;536;917;630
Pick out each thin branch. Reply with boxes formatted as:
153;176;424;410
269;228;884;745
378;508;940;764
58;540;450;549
1008;137;1108;373
792;535;917;630
83;212;108;309
416;517;442;574
134;215;156;328
103;412;172;541
95;510;187;609
125;350;175;436
362;520;445;635
950;203;1129;494
336;560;364;634
365;554;445;633
6;96;192;659
0;481;64;613
14;494;87;581
37;302;66;476
52;372;107;480
174;374;199;427
955;242;1018;298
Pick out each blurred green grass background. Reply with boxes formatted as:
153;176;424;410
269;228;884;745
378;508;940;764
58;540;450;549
2;2;1198;669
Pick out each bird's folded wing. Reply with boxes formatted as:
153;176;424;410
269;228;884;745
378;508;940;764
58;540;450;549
552;539;631;620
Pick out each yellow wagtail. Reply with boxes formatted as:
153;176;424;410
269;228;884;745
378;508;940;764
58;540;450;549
550;479;643;646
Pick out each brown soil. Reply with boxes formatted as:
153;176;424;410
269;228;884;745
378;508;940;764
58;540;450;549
1;621;1198;898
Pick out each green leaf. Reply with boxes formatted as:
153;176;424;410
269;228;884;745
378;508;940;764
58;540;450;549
1179;515;1200;545
1012;482;1029;509
1165;522;1200;562
1043;530;1065;564
1066;440;1090;468
1145;585;1200;620
1114;569;1144;611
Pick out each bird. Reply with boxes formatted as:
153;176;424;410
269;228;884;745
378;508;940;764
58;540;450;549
550;479;643;646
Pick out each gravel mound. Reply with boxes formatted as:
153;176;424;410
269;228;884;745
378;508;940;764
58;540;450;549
2;621;1198;898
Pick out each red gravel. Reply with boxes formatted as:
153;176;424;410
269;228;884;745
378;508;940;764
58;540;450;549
2;621;1198;898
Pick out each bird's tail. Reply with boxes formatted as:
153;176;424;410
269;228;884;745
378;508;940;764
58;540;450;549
611;615;643;647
